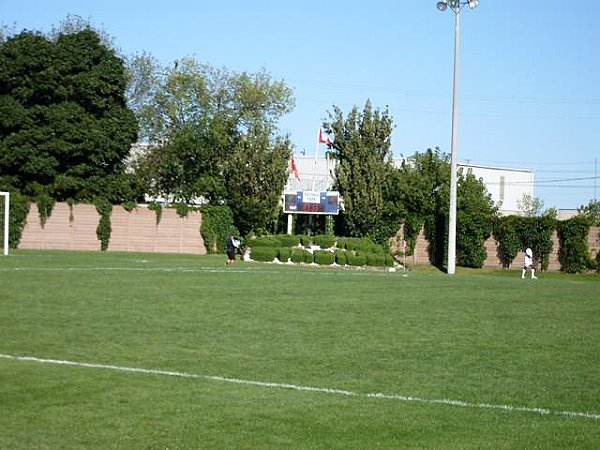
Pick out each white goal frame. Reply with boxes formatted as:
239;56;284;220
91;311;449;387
1;191;9;256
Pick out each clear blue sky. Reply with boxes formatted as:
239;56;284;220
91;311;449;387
2;0;599;210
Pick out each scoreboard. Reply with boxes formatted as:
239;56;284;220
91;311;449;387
283;191;340;215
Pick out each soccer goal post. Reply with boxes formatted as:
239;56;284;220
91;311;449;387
0;191;9;256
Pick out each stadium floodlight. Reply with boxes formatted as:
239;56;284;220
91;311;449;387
435;0;478;275
1;191;9;256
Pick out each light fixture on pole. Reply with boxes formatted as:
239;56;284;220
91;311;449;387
436;0;478;275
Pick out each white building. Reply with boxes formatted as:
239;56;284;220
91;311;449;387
286;156;534;216
458;163;534;215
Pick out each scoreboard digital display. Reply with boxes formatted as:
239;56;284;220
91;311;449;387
283;191;340;215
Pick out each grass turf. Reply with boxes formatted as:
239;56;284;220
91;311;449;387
0;250;599;449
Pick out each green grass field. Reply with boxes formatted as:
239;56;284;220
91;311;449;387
1;250;599;449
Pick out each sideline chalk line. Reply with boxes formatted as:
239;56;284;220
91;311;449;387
1;353;598;421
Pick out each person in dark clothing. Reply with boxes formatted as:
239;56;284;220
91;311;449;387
226;235;239;266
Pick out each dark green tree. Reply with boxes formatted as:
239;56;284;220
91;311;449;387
324;100;399;243
0;28;138;202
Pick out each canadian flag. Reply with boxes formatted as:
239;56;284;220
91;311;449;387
318;129;333;148
289;156;300;181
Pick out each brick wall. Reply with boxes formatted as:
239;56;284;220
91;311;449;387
402;226;600;271
19;203;206;255
18;204;599;267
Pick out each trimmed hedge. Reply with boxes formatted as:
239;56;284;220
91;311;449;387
365;253;385;267
246;233;395;269
276;233;301;247
335;250;347;265
291;248;313;263
250;236;282;247
346;252;366;266
314;250;335;265
313;234;336;249
250;246;277;262
278;247;292;263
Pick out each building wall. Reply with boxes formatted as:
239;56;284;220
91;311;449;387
460;163;534;215
19;203;206;255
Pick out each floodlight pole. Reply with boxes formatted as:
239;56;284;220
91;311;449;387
436;0;478;275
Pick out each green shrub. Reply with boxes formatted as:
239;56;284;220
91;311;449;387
344;237;361;251
313;234;336;249
384;254;395;267
335;250;347;265
365;253;385;267
290;248;312;263
299;235;312;247
250;236;282;248
276;234;301;247
346;252;366;267
278;247;292;263
250;246;277;262
313;250;335;265
357;237;380;253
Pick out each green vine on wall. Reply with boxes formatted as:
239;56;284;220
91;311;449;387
4;192;30;249
557;216;593;273
402;214;424;257
148;202;162;225
494;216;556;271
35;192;55;229
94;198;112;251
493;216;521;268
66;198;75;223
200;205;237;254
174;202;190;218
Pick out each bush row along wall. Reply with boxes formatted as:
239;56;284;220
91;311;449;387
402;226;600;271
17;202;600;270
19;202;206;255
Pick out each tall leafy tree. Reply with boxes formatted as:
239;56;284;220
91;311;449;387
0;27;138;201
324;100;398;243
130;58;295;234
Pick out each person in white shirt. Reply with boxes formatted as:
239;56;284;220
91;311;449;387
521;247;537;279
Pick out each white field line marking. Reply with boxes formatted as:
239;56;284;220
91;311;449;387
1;353;598;420
0;266;389;276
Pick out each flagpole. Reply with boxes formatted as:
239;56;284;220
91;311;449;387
313;128;320;191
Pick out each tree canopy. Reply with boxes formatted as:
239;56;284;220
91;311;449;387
324;100;401;243
0;28;138;202
128;56;295;235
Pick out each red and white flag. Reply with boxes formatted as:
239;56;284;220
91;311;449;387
318;129;333;148
289;156;300;181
